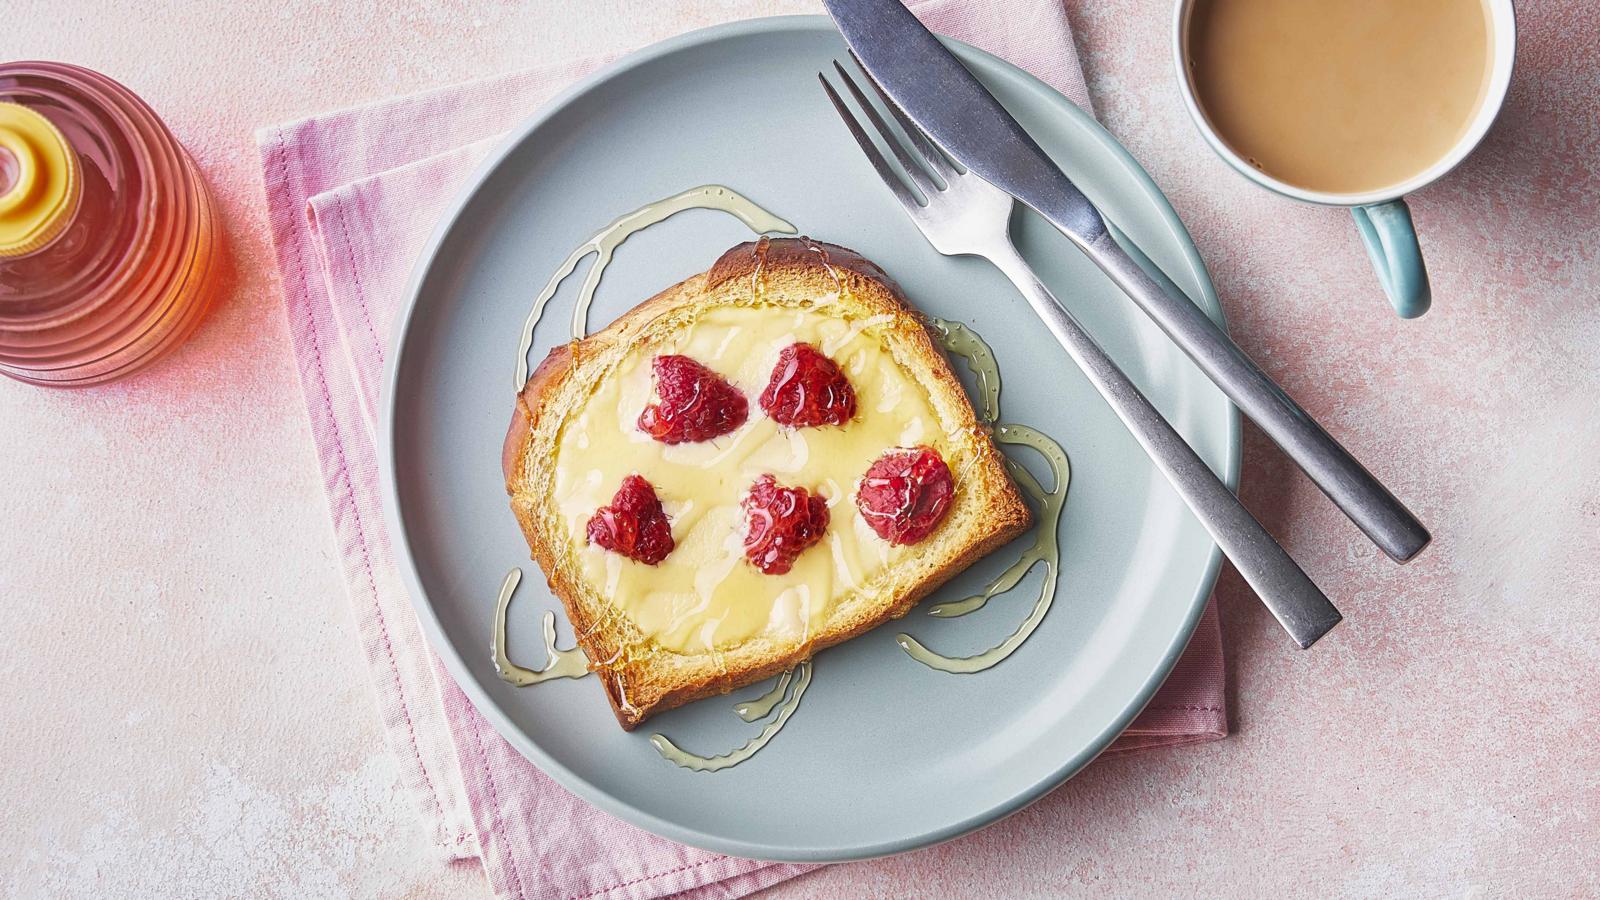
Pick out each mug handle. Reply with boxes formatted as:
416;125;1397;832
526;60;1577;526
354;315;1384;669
1351;199;1431;319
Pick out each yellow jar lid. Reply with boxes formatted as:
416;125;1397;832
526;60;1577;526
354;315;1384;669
0;102;81;257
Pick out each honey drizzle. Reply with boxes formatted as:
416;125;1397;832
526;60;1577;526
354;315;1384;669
895;321;1072;673
927;318;1000;424
799;235;844;296
748;233;775;305
491;569;591;686
514;185;797;390
734;668;795;722
649;661;813;772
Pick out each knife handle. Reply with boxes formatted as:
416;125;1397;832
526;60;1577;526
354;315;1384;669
986;238;1342;649
1079;229;1431;563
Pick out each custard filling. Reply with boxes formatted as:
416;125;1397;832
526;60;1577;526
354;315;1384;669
552;302;960;654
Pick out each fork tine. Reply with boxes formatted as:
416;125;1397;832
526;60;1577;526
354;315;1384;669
848;50;964;181
818;72;924;213
829;61;943;198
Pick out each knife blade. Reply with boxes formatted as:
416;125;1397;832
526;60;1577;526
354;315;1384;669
823;0;1432;566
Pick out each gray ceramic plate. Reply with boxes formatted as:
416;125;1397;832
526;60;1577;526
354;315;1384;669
382;16;1238;862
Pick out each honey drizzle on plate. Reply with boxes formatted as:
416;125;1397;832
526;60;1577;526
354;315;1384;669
649;662;813;772
491;568;590;685
514;184;797;390
735;668;795;721
895;320;1073;674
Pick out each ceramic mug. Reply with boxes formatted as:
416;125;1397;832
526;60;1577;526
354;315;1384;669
1172;0;1517;318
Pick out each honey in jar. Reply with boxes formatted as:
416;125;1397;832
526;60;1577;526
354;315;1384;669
0;62;219;387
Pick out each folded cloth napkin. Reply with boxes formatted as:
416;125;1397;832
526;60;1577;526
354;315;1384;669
257;3;1226;897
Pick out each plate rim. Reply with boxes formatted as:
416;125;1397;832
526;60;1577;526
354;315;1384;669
380;13;1242;863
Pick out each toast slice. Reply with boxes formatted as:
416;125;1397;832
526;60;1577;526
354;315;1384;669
503;238;1031;729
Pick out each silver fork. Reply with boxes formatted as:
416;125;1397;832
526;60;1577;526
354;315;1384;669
821;61;1342;648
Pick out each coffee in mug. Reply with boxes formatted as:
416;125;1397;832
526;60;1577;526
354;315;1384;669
1186;0;1493;195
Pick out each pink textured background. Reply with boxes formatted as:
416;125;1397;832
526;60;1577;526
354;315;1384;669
3;1;1596;897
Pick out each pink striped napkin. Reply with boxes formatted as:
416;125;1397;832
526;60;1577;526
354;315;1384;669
257;3;1226;897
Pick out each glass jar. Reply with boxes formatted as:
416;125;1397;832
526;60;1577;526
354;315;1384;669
0;61;219;387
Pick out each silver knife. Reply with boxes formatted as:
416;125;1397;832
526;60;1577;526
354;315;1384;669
823;0;1431;566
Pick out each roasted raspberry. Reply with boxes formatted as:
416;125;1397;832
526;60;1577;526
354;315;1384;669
758;342;856;428
586;474;674;565
638;355;748;444
741;475;830;575
856;446;955;546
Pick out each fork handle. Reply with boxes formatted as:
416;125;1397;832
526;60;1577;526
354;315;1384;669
1080;229;1431;564
985;238;1342;648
